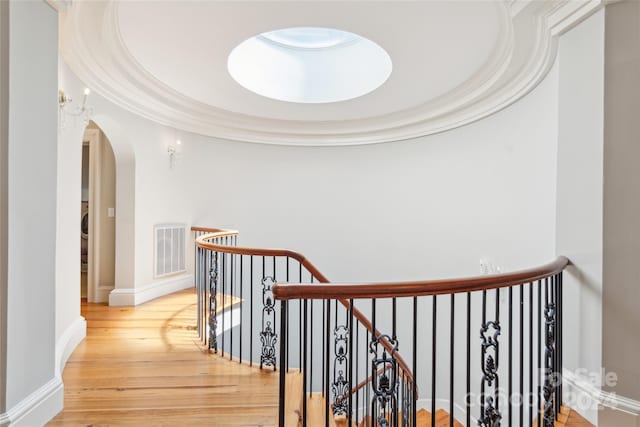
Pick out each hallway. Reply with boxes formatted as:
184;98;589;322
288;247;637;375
48;289;279;426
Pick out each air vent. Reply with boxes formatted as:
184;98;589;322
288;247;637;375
154;224;186;278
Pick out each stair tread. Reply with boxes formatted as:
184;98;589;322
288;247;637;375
357;408;461;427
305;393;353;427
532;405;593;427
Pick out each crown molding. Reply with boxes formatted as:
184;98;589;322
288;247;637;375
60;1;606;146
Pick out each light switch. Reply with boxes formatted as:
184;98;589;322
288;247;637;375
107;207;115;218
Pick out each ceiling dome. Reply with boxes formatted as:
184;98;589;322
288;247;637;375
59;0;604;146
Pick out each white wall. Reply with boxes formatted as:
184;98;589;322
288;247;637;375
2;1;62;425
555;10;605;425
55;59;87;374
186;72;559;283
0;0;9;416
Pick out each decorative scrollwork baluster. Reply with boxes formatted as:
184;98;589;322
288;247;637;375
479;320;501;427
543;294;557;427
401;377;411;427
260;275;277;370
208;251;219;353
370;334;399;427
332;324;349;415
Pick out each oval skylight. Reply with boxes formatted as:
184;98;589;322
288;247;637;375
228;27;392;104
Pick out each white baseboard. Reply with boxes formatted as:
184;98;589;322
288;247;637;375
109;274;193;306
0;377;63;427
55;316;87;377
94;284;114;304
563;368;640;425
0;316;86;426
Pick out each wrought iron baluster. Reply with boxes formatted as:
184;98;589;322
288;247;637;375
466;292;471;427
332;320;349;416
450;294;455;427
401;373;411;427
250;256;254;367
543;277;557;426
221;252;226;356
530;282;534;425
208;251;219;353
537;280;542;427
325;300;331;427
230;251;234;361
478;296;501;427
348;300;354;427
413;296;418;427
239;255;243;363
278;300;288;427
370;334;399;427
431;296;437;427
260;274;277;370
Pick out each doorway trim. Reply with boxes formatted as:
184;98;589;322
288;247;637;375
83;128;113;303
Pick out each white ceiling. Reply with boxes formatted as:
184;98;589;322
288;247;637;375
59;0;604;145
117;1;501;121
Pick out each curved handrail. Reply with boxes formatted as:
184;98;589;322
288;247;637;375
195;232;328;283
192;226;235;234
272;256;569;300
193;226;570;422
192;227;414;384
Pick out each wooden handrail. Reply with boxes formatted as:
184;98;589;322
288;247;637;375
192;227;414;384
272;257;569;300
195;232;328;282
194;228;570;422
191;226;239;234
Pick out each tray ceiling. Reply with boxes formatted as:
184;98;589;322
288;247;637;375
59;0;604;145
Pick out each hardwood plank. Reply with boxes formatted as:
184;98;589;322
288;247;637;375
48;289;278;426
282;372;303;427
565;407;594;427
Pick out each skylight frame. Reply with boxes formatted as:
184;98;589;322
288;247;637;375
257;27;360;50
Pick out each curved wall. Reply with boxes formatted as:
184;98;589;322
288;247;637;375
189;66;559;283
56;53;559;306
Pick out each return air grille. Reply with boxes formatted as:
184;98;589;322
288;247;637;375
154;224;186;278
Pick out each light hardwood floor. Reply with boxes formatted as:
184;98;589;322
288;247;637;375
48;289;279;426
48;288;593;427
564;409;595;426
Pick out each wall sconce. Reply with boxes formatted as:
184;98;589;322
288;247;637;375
167;139;182;169
59;87;93;130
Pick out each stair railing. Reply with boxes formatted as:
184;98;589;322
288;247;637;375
193;227;569;427
193;227;414;426
274;257;569;427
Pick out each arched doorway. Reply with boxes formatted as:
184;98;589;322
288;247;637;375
89;114;136;306
80;121;116;303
